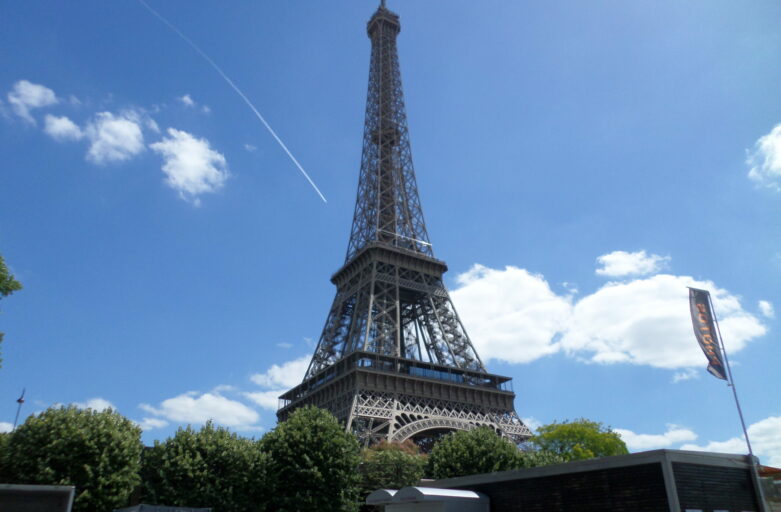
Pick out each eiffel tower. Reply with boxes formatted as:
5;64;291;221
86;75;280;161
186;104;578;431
278;1;531;449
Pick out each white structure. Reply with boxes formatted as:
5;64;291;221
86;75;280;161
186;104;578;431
367;486;489;512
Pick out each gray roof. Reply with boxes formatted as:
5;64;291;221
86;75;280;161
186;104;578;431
366;486;487;505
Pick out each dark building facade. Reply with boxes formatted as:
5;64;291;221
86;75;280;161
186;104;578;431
431;450;764;512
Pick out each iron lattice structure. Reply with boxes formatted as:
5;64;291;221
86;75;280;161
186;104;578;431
278;2;531;448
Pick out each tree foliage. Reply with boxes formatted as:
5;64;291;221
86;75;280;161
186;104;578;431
427;427;521;479
0;255;22;298
0;431;10;480
261;406;361;512
1;406;143;512
0;254;22;367
359;440;426;496
531;418;629;461
141;421;267;512
514;448;566;468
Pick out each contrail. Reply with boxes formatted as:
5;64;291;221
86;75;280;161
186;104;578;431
137;0;327;203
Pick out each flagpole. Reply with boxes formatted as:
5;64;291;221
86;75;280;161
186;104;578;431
12;388;25;431
707;293;767;512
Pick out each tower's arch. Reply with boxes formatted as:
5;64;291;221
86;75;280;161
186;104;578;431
391;417;476;442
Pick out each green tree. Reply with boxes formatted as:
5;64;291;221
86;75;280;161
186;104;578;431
0;254;22;367
1;406;143;512
531;418;629;461
141;421;267;512
0;431;10;480
514;448;566;468
0;255;21;297
427;427;520;479
359;440;426;495
262;406;361;512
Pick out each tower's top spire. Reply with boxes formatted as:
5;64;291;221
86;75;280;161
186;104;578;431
368;0;400;37
349;0;430;261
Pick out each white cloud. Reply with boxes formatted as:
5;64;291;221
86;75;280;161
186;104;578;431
42;107;155;161
150;128;229;205
72;397;115;411
146;118;160;133
521;417;542;433
681;416;781;467
759;300;775;319
178;94;210;113
449;260;766;371
559;274;765;368
250;355;310;389
560;282;579;295
277;342;293;349
85;111;145;164
747;124;781;191
595;250;669;278
179;94;195;107
682;437;746;455
615;424;698;451
244;391;282;411
244;144;257;152
44;114;83;141
672;368;699;383
136;417;169;431
0;422;13;433
140;391;259;429
451;265;572;364
247;356;310;411
7;80;58;123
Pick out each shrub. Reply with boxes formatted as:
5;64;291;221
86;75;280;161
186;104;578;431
262;406;361;512
1;406;142;512
141;421;267;512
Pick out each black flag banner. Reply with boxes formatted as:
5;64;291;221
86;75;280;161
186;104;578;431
688;287;728;380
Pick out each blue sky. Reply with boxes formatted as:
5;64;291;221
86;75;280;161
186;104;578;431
1;1;779;464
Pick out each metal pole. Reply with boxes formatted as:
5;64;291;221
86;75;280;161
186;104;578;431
12;388;25;431
708;294;767;512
